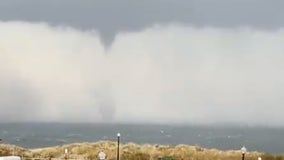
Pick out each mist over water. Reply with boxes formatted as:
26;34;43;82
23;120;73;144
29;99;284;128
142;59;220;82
1;21;284;125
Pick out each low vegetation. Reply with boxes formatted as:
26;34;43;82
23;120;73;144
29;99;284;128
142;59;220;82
0;142;283;160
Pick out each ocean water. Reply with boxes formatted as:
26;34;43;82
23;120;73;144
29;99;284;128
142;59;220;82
0;123;283;154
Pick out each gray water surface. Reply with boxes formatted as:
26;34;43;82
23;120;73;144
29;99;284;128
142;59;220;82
0;123;283;154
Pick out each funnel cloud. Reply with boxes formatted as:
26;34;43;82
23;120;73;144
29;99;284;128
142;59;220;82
0;21;284;125
1;0;284;45
1;0;284;126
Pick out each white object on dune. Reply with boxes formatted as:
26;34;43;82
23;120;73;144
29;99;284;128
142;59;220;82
98;151;106;160
0;156;21;160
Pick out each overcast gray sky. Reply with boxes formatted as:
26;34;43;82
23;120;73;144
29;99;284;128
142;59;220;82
1;0;284;125
1;0;284;44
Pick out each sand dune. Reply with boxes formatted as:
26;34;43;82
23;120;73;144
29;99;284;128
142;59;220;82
0;141;269;160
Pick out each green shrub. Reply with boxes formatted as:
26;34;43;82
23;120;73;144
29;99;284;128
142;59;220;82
261;154;284;160
275;156;284;160
157;156;176;160
121;151;150;160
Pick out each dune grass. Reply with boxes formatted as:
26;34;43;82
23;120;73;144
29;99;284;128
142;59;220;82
1;141;283;160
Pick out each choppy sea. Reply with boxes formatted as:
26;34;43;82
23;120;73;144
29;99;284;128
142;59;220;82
0;123;283;154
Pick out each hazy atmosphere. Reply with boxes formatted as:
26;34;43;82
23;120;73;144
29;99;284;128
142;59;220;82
1;0;284;125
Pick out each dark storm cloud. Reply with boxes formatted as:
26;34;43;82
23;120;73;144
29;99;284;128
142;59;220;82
1;0;284;44
1;0;284;125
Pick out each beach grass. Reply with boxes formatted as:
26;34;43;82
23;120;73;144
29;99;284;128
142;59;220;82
1;142;283;160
